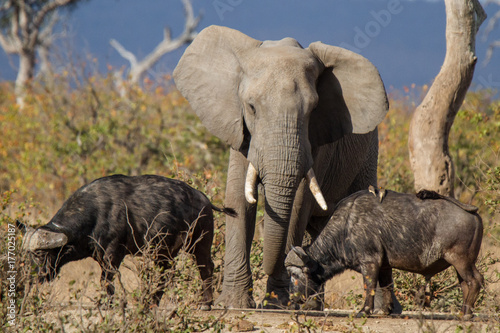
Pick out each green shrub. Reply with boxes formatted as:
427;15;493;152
0;77;229;214
1;72;499;331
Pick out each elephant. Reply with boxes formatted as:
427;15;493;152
173;25;389;309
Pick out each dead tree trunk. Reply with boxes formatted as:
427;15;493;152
408;0;486;196
0;0;78;106
16;49;36;98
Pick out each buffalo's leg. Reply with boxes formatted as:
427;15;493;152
470;265;484;312
358;263;380;317
454;264;483;318
153;259;173;306
416;276;432;309
97;251;125;303
152;243;181;306
423;276;432;307
376;268;394;315
456;271;468;306
100;268;116;297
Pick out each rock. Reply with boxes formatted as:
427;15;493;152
235;319;254;332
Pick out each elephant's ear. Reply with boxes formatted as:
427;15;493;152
307;42;389;147
173;25;262;150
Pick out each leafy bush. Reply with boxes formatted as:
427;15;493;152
452;92;500;238
377;91;415;193
1;73;232;331
0;71;499;331
0;76;229;214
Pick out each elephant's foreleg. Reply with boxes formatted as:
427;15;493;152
216;149;257;309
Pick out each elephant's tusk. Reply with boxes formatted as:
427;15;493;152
245;163;258;205
306;169;328;211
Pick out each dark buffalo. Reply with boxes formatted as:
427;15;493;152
285;189;483;318
18;174;236;310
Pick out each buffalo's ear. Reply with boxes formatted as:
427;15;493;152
307;42;389;147
173;25;262;151
285;246;310;268
16;220;27;234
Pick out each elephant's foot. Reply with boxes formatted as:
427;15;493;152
356;308;370;318
259;276;291;309
259;291;290;309
216;288;256;309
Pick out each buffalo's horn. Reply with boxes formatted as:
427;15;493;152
306;169;328;211
285;246;309;268
26;229;68;251
245;162;258;205
20;224;36;251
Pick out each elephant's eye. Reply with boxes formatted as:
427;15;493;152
248;103;256;115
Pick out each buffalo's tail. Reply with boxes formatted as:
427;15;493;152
416;190;478;213
211;204;238;218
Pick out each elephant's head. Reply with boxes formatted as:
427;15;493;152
174;25;388;275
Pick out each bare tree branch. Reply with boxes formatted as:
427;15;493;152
28;0;74;50
484;39;500;63
482;4;500;39
0;2;12;11
482;0;500;65
38;11;59;44
111;0;201;85
33;0;76;30
0;31;20;53
473;0;487;32
37;12;62;78
109;38;138;68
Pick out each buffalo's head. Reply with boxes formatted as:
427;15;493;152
285;246;322;310
17;221;69;282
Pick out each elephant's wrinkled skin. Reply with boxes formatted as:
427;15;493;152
173;25;389;308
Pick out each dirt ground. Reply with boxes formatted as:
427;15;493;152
11;240;500;332
200;308;497;332
14;305;500;332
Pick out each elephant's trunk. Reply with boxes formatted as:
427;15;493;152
258;136;305;276
245;123;327;276
262;171;300;276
